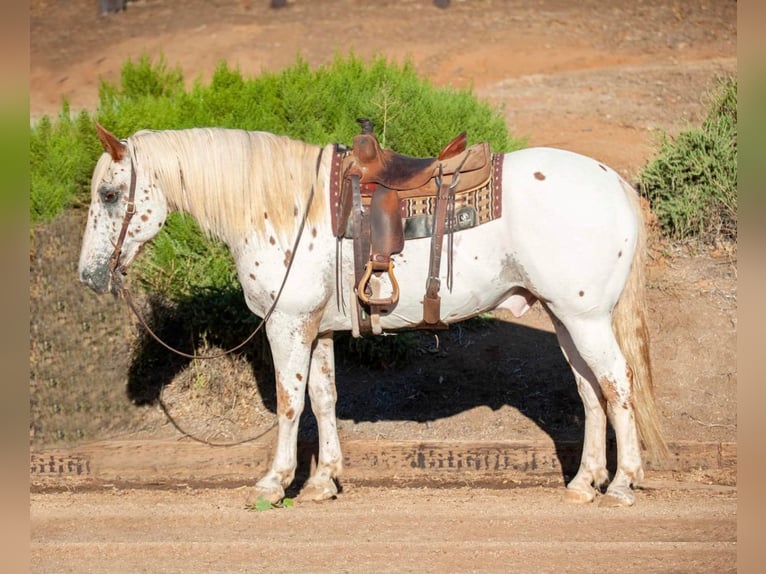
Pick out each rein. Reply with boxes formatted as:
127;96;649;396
111;146;325;362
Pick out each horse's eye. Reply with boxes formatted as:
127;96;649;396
99;187;119;204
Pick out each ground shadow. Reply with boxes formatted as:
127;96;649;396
330;320;618;483
127;294;618;485
126;291;275;409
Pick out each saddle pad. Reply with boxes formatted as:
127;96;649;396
329;147;504;240
399;174;499;239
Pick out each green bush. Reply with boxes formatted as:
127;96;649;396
638;76;737;244
30;104;102;221
92;53;516;153
136;213;239;300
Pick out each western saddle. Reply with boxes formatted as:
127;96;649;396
335;118;493;336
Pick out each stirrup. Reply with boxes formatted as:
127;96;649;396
356;260;400;308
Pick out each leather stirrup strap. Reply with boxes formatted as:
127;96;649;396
423;168;452;326
422;150;469;327
351;174;372;335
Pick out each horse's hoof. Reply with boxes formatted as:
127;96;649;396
565;487;596;504
599;491;635;507
296;481;338;503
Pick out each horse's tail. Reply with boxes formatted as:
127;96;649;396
612;180;669;462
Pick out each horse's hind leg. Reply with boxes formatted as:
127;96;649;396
551;311;644;506
549;315;609;503
297;332;343;502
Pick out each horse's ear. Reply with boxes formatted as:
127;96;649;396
95;121;126;161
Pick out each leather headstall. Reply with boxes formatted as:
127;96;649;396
108;153;138;287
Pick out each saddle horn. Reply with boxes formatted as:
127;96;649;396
356;118;375;134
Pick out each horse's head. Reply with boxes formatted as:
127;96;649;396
78;123;168;294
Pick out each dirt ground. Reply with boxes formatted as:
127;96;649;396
31;484;736;573
30;0;737;571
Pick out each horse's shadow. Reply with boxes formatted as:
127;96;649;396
127;294;617;488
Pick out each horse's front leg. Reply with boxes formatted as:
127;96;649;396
297;332;343;502
251;313;317;504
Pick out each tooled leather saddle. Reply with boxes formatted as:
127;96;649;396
330;118;501;336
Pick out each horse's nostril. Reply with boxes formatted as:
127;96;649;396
79;266;110;294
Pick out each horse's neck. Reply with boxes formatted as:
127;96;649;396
155;156;231;245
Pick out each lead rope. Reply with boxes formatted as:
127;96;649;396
116;147;325;446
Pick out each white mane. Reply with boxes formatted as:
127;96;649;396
128;128;327;245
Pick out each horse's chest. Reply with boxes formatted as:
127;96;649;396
232;237;287;287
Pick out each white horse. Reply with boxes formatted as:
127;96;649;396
79;123;666;507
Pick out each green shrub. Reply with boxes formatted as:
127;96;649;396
30;104;102;222
92;53;516;152
96;54;186;135
638;76;737;244
136;213;238;298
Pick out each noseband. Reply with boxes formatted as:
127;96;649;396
108;154;138;286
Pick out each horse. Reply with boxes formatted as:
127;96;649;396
79;123;667;507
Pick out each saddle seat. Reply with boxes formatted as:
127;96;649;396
345;122;491;198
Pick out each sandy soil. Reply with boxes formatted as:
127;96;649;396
30;0;737;571
31;484;737;573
